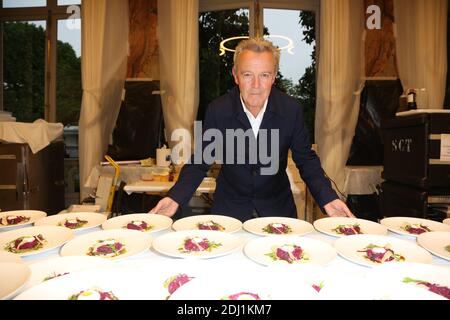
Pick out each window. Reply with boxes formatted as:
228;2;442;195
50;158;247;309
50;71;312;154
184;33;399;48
3;21;46;122
1;1;83;206
198;0;318;140
198;8;250;121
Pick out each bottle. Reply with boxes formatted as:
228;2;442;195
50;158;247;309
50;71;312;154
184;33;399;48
407;90;417;110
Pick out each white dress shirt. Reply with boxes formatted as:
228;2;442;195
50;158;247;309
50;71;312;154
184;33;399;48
240;96;268;138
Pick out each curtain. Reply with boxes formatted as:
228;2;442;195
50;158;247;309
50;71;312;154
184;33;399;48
315;0;364;194
79;0;129;200
394;0;448;109
157;0;199;163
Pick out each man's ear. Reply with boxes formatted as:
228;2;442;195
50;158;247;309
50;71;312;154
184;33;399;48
232;67;239;85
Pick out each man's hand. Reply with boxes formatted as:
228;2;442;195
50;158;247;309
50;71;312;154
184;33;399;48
149;197;179;217
324;199;355;218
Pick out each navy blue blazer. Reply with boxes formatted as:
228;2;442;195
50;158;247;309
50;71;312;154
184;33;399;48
167;86;338;222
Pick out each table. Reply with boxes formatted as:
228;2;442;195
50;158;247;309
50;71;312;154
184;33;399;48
9;223;450;300
87;164;312;221
343;166;384;195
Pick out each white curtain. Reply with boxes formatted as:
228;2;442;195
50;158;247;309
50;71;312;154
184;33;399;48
79;0;129;200
157;0;199;162
394;0;448;109
315;0;364;195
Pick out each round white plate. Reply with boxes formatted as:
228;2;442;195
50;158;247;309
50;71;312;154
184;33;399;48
152;230;243;259
380;217;450;237
366;262;449;300
334;234;433;267
417;231;450;261
313;217;387;237
14;267;165;300
0;210;47;231
169;267;318;300
34;212;106;231
172;214;242;233
243;236;336;266
0;262;31;300
443;218;450;226
243;217;314;236
101;213;172;233
0;251;22;263
25;256;114;291
0;226;74;257
60;229;152;261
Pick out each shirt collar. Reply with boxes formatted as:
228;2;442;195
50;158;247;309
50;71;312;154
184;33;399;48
240;95;268;120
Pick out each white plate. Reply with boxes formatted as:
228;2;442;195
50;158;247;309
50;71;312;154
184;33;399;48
152;230;243;259
417;231;450;261
380;217;450;237
25;256;114;290
0;251;22;263
172;214;242;233
243;236;336;266
0;210;47;231
14;267;165;300
60;229;152;261
101;213;172;233
366;262;450;300
0;226;74;257
0;262;31;300
334;234;433;267
34;212;106;231
313;217;387;237
443;218;450;226
243;217;314;236
169;267;318;300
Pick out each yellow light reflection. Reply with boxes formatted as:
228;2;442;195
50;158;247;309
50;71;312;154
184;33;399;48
219;35;294;56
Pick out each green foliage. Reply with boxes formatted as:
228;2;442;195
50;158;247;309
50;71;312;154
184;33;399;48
198;9;250;121
56;40;82;125
3;22;45;122
3;21;81;125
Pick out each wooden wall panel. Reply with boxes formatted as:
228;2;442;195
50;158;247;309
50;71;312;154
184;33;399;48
127;0;159;79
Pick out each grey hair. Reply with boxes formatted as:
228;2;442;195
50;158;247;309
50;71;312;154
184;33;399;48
233;37;280;72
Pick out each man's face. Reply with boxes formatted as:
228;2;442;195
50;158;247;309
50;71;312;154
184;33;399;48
232;50;276;110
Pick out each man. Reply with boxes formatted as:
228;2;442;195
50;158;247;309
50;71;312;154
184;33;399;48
150;37;354;221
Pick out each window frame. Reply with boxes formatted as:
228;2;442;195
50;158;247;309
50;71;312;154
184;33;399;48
0;0;82;123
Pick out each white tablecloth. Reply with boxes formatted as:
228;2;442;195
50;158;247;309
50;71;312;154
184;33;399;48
9;223;450;300
343;166;384;195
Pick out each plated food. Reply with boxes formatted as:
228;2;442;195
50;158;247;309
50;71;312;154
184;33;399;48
334;234;432;267
25;256;113;291
244;236;336;266
0;262;31;300
169;268;318;300
0;226;74;257
0;210;47;231
313;217;387;237
60;229;152;260
69;287;119;300
152;230;243;259
34;212;106;231
380;217;450;237
366;262;449;300
101;213;173;233
14;267;163;300
243;217;314;236
417;231;450;261
172;215;242;233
